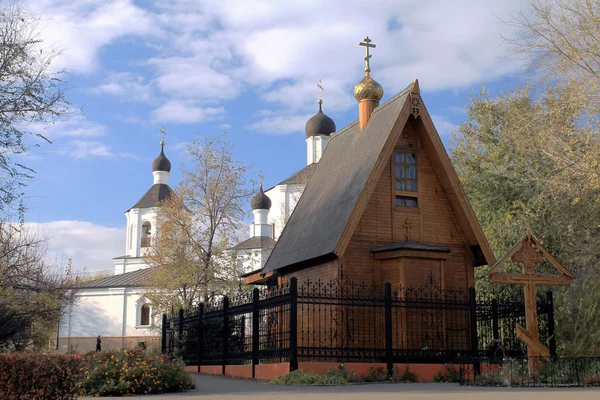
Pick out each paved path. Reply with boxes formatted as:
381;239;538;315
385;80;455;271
83;374;600;399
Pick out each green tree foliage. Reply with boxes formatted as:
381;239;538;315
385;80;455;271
451;85;600;355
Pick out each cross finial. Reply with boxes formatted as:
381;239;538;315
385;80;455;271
160;126;166;147
258;170;264;186
317;79;323;106
359;36;376;75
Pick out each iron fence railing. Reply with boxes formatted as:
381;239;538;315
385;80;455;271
162;274;555;379
458;357;600;387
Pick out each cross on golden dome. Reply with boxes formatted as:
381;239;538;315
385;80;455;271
359;36;376;74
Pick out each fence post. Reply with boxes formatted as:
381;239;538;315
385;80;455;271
197;303;204;373
546;291;556;357
469;287;480;375
384;282;393;377
222;296;229;375
161;313;167;354
289;277;298;372
252;288;260;379
491;299;499;340
178;308;184;350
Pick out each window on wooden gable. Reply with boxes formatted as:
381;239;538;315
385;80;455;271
394;152;417;192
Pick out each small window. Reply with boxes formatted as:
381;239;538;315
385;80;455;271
395;151;417;192
396;196;418;208
140;304;150;326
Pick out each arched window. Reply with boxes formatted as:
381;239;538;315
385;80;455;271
141;221;151;248
140;304;150;326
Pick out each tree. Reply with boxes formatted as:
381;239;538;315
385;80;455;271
0;221;76;351
451;86;600;355
0;1;69;219
507;0;600;194
144;134;253;313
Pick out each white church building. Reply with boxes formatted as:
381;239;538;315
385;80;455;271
57;98;337;352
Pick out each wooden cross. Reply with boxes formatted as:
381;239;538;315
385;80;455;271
488;230;574;377
359;36;376;72
403;217;411;240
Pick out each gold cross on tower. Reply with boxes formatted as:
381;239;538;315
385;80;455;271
359;36;376;73
160;126;167;146
488;230;574;378
317;79;323;105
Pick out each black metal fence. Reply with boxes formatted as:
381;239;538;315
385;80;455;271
162;275;554;377
458;357;600;387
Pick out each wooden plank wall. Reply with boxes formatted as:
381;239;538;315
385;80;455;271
340;119;473;291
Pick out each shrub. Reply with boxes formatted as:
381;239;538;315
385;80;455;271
431;364;460;383
78;348;195;396
269;366;355;386
0;353;83;400
269;364;419;386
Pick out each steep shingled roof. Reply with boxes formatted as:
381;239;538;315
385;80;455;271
128;184;173;211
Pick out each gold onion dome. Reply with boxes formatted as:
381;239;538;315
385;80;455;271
354;71;384;102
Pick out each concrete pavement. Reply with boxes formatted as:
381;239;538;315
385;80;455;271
82;373;600;399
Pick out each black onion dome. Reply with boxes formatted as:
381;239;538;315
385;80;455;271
152;145;171;172
305;103;336;137
250;184;272;210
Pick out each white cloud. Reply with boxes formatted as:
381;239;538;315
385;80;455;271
247;110;313;135
152;101;225;124
24;220;124;273
218;124;232;129
90;72;153;103
28;0;157;74
62;140;138;160
26;113;107;140
28;0;529;131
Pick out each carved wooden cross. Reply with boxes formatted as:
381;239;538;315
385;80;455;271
403;217;411;240
488;230;574;377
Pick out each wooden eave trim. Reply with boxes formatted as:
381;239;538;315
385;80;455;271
488;233;574;279
416;99;496;266
373;249;449;260
243;271;272;285
334;86;414;257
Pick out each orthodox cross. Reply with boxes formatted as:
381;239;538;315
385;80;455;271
160;126;167;146
317;79;323;105
359;36;376;72
488;230;574;378
403;217;411;240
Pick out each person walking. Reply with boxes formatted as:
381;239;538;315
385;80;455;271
96;335;102;351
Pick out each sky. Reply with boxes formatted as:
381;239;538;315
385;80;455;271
18;0;530;273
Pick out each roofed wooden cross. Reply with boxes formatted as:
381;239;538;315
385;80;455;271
488;230;574;377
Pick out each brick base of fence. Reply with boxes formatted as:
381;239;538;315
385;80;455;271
192;361;450;382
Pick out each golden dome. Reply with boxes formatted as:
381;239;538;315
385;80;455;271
354;72;384;102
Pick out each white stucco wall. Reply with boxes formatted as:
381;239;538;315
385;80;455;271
124;207;159;260
58;287;158;350
265;183;304;240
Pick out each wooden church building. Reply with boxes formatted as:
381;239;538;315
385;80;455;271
245;39;495;293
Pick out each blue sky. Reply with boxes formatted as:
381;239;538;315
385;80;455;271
20;0;529;273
